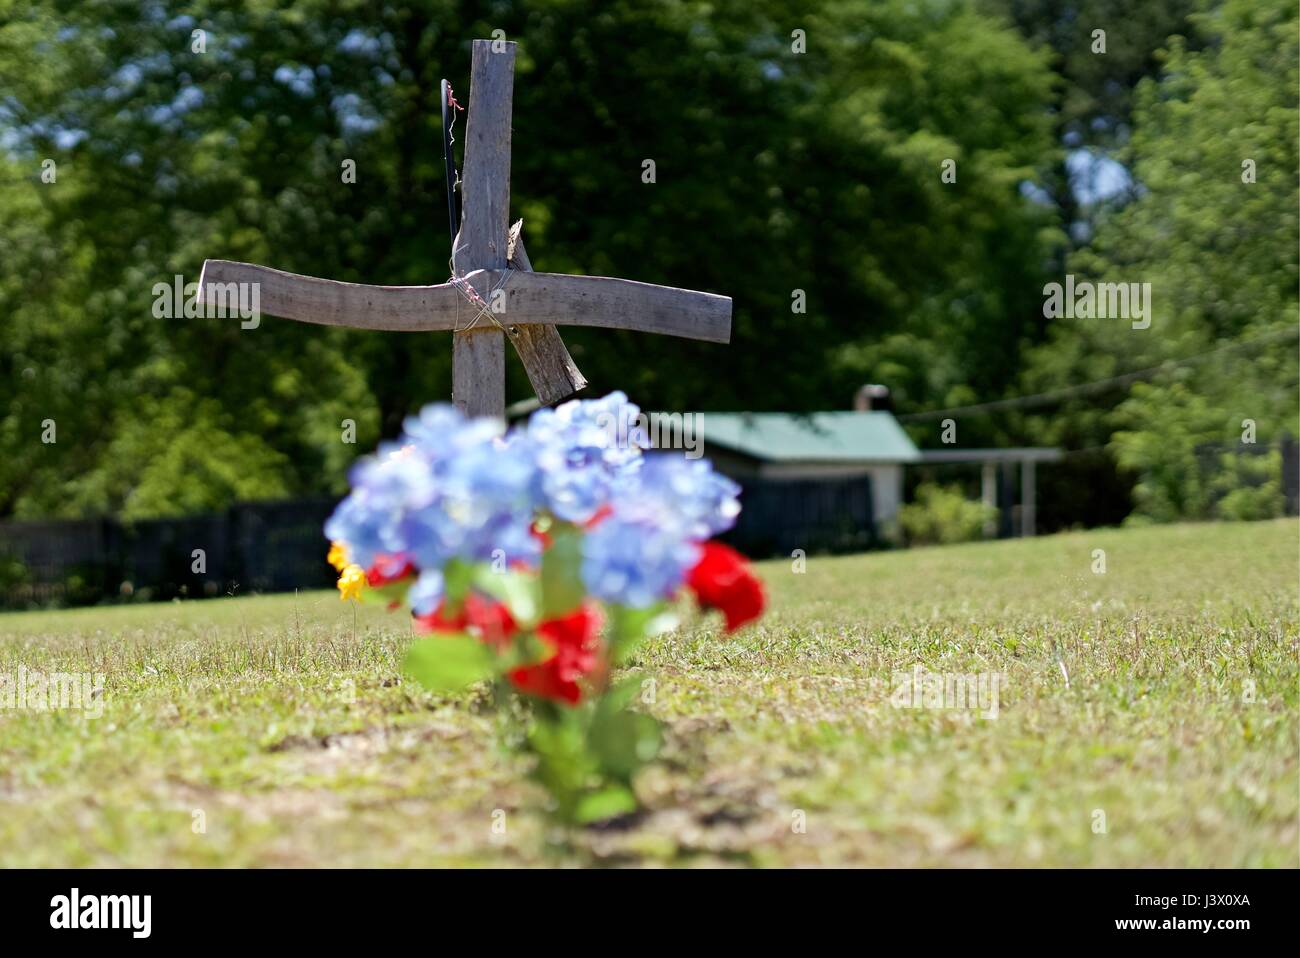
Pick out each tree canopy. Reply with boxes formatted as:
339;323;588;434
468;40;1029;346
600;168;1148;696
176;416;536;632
0;0;1294;526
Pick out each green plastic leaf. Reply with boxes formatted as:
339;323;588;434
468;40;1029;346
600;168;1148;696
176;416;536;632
472;566;540;627
607;603;677;664
367;579;411;609
440;559;475;612
588;708;662;781
527;713;599;816
540;525;585;619
498;630;552;670
574;785;638;824
402;634;497;693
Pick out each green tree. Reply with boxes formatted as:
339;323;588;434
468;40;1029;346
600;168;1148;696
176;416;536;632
1;0;1060;518
1025;0;1298;522
982;0;1197;244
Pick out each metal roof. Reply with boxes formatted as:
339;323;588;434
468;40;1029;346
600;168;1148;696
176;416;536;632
687;411;922;464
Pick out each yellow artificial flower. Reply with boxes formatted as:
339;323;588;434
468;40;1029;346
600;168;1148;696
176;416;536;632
327;541;350;572
337;563;366;602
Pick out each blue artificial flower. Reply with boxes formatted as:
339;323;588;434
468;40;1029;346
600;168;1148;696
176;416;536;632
407;567;446;615
581;513;700;608
426;430;541;565
526;390;648;523
629;454;741;538
325;449;438;569
400;404;503;459
578;453;740;606
326;394;744;612
326;405;539;574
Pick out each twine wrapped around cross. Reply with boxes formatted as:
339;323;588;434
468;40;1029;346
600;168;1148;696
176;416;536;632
448;261;514;334
199;39;731;419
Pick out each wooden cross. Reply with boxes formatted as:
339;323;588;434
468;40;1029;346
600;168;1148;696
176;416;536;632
198;39;731;419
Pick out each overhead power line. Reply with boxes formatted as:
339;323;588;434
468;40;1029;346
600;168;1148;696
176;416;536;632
898;328;1299;422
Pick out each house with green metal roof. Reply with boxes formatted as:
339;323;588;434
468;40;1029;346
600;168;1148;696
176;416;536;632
644;383;1063;553
508;381;1060;555
694;410;918;515
695;411;921;467
648;408;921;554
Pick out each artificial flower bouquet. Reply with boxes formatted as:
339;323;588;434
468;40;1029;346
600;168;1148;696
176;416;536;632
325;393;764;823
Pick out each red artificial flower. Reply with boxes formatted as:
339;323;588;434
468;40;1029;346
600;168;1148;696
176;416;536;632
583;504;614;529
507;660;582;704
415;593;518;651
365;555;415;587
364;555;416;609
414;601;464;634
529;520;554;550
508;602;604;705
687;541;765;632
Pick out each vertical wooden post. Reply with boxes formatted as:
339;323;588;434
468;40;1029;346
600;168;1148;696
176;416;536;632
981;461;997;539
1021;458;1037;537
452;39;514;420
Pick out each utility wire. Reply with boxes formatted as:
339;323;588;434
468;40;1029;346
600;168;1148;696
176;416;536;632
898;328;1299;422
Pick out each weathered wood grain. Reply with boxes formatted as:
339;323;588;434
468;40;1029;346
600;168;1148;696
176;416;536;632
506;219;588;405
499;270;731;343
196;260;458;330
198;258;732;342
452;38;515;420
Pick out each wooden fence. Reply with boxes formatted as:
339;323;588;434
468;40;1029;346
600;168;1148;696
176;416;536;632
0;500;337;610
0;477;880;610
2;439;1294;611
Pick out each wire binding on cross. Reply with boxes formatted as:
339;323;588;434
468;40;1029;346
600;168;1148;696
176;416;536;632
448;266;516;336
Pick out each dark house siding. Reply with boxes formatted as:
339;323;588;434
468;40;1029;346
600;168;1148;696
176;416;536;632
720;474;878;557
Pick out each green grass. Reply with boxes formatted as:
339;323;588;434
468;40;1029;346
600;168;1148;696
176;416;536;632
1;519;1296;867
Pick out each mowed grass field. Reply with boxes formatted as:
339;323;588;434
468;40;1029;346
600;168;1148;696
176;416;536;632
0;519;1295;867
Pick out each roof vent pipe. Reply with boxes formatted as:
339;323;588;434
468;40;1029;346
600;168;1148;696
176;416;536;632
854;384;891;412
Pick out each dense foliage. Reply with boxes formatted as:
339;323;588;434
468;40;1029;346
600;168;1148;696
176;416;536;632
1;0;1294;526
1022;0;1298;522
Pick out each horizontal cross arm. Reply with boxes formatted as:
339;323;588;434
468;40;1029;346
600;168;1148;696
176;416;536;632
198;259;732;343
198;260;460;332
500;271;731;344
